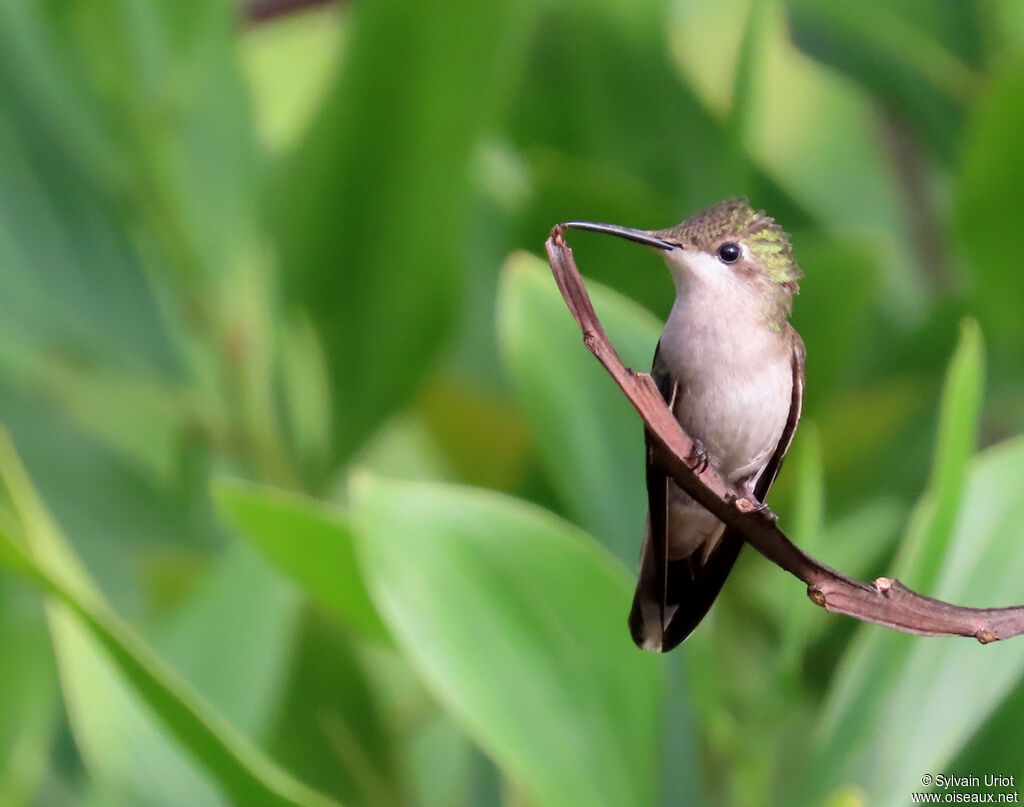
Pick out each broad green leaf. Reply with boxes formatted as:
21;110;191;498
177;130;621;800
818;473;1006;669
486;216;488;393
277;0;537;477
497;251;660;563
352;475;663;807
792;321;986;805
0;433;342;807
213;479;386;639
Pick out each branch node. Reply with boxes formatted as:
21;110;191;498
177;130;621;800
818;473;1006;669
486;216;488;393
873;576;894;594
976;628;998;645
582;331;598;351
808;587;827;608
732;497;778;522
734;497;758;514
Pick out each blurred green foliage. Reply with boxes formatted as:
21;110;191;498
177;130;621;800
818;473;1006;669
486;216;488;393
0;1;1023;806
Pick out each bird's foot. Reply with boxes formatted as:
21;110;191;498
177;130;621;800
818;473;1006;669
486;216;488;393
685;439;711;474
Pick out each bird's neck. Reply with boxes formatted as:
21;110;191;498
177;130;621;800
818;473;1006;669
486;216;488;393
660;284;789;379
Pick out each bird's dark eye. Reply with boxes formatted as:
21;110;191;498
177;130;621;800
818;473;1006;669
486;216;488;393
717;242;741;263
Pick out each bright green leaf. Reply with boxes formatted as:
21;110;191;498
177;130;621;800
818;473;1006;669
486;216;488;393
352;474;663;807
213;479;387;639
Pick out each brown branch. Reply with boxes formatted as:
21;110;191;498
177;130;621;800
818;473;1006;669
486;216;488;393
545;226;1024;644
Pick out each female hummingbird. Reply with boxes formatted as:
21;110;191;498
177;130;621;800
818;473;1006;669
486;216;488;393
564;198;805;652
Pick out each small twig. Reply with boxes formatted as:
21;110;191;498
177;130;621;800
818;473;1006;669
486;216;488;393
546;226;1024;644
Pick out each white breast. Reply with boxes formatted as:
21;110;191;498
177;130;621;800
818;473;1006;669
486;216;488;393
657;251;793;485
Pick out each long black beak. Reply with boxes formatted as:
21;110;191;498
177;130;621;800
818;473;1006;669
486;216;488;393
562;221;677;251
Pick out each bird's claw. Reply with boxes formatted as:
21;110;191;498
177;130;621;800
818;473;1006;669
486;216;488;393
685;440;711;474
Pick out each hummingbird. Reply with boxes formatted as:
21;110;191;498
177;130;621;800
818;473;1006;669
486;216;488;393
564;198;805;652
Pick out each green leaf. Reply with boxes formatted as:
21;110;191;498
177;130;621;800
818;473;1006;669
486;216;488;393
151;544;301;738
0;577;55;806
956;61;1024;362
726;0;767;141
0;7;175;374
809;498;907;592
213;479;387;639
238;5;344;153
792;320;987;805
0;432;343;807
47;543;299;807
507;5;811;316
893;318;984;589
497;251;660;563
352;475;663;807
0;381;213;617
265;611;404;807
777;423;826;670
48;607;226;807
276;0;537;477
825;437;1024;805
785;0;982;160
